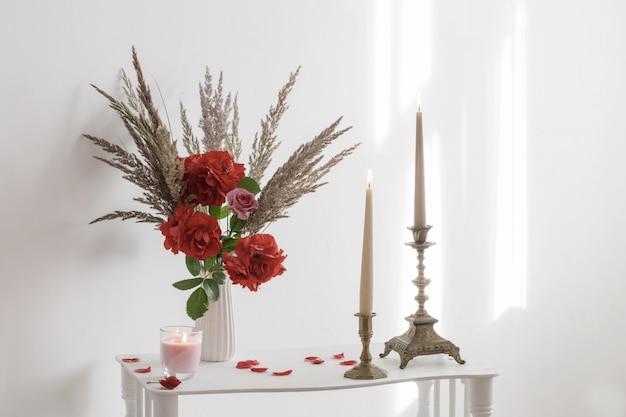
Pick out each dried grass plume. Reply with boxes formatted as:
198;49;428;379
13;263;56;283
84;47;359;231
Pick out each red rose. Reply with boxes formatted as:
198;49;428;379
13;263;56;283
160;205;189;255
160;205;222;260
178;211;222;260
223;234;287;291
181;150;245;207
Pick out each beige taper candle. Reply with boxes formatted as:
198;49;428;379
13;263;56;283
414;109;426;228
359;171;373;315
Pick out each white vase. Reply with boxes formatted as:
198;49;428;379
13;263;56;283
195;279;235;362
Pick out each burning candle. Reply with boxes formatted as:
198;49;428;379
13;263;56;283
414;108;426;229
359;170;374;316
160;326;202;379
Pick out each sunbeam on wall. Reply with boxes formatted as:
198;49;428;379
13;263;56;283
373;0;391;143
492;1;527;321
389;1;437;416
373;0;432;146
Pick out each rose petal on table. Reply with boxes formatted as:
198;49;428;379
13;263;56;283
134;366;151;373
312;358;325;364
340;360;359;366
236;360;260;369
122;357;140;363
305;356;321;362
251;367;268;373
333;352;345;359
159;376;182;390
272;370;293;376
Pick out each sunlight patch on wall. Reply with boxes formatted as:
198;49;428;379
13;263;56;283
425;129;443;321
492;2;528;321
373;1;391;143
374;0;432;145
397;0;432;111
460;105;469;206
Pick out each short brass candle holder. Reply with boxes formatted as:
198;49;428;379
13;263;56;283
344;313;388;380
380;225;465;369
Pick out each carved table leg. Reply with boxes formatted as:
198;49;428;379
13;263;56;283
469;376;494;417
145;391;152;417
121;367;137;417
135;381;144;417
415;380;433;417
153;395;178;417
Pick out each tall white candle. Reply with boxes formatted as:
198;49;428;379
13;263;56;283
414;109;426;228
359;170;374;315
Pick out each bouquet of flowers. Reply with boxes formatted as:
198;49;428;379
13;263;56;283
84;47;358;320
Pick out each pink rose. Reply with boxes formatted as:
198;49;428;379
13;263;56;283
227;188;258;220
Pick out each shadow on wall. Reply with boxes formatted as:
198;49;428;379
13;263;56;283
9;362;96;417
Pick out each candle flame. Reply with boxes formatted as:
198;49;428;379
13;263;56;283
417;93;422;112
367;169;372;188
181;332;188;343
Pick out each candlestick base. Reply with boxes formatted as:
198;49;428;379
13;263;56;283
344;313;388;380
380;313;465;369
380;225;464;368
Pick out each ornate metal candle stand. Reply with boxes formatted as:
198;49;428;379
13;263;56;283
380;225;465;369
344;313;388;380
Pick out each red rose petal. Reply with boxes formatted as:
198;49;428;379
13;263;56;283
159;376;182;390
236;359;260;369
305;356;321;362
134;366;151;373
333;352;345;359
251;367;268;373
122;358;140;363
340;360;359;366
272;370;293;376
312;359;325;364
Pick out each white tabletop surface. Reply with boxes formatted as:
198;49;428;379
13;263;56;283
117;343;498;396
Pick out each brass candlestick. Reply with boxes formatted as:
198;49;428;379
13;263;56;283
380;225;465;369
344;313;387;380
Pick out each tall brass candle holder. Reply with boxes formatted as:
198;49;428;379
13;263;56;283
380;225;465;369
344;313;387;380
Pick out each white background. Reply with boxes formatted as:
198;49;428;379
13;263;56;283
1;1;625;416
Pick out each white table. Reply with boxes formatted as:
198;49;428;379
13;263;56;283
117;343;497;417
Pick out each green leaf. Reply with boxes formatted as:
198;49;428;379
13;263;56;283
203;256;217;269
203;279;220;302
238;177;261;194
186;287;209;320
212;271;226;285
222;237;238;253
230;215;246;232
208;205;220;217
172;277;203;291
208;262;224;272
220;205;231;218
186;256;202;276
209;205;230;220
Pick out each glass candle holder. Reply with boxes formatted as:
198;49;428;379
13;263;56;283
160;326;203;380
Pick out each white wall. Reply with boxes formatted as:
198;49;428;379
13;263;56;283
1;1;625;416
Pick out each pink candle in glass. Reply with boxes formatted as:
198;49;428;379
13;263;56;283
160;326;202;377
